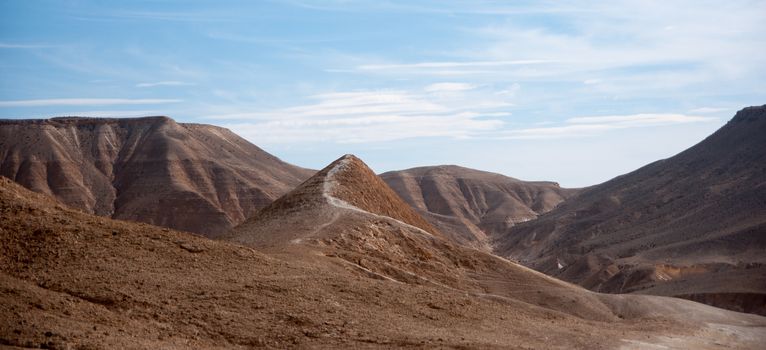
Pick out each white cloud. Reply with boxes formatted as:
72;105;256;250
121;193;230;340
502;113;715;139
0;43;55;49
0;98;182;107
688;107;729;114
2;110;161;119
468;2;766;88
568;114;712;125
135;81;193;88
350;60;555;76
357;60;553;71
494;83;521;97
208;87;510;143
227;112;501;144
332;2;765;99
424;82;477;93
58;110;160;117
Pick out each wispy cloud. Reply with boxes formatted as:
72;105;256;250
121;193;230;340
348;60;555;76
328;1;765;97
62;110;161;118
135;81;193;88
281;0;591;15
0;98;182;107
226;112;501;144
502;114;715;139
2;110;160;119
72;10;235;22
0;43;56;49
424;82;477;92
208;88;716;143
688;107;729;114
208;87;509;143
568;114;712;125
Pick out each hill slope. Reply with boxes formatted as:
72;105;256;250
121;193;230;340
3;173;765;348
0;116;313;236
224;155;766;349
495;105;766;315
381;165;577;249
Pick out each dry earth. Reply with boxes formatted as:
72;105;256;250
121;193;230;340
226;155;766;349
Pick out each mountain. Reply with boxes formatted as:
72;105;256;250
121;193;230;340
226;154;613;298
495;105;766;315
222;155;766;349
3;177;764;350
381;165;577;250
0;116;313;237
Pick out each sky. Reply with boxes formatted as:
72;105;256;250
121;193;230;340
1;1;764;187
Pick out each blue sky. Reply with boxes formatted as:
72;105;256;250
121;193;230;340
1;0;764;187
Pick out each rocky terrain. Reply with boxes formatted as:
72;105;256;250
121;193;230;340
0;116;313;237
224;155;766;348
495;105;766;315
2;109;766;348
381;165;577;250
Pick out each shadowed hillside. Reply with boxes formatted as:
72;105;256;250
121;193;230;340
495;105;766;315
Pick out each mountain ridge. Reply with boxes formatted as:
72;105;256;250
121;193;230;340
381;164;578;249
0;116;314;236
494;105;766;315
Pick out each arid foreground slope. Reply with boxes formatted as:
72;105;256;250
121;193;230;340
381;165;577;250
0;116;313;237
226;155;766;349
2;171;765;349
496;105;766;315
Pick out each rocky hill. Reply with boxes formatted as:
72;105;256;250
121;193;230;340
222;155;766;349
381;165;577;250
495;105;766;315
0;116;313;236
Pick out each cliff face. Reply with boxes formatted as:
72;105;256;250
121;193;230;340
0;116;314;236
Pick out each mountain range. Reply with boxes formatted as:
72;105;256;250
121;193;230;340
381;165;577;250
493;105;766;315
3;159;763;348
1;105;765;348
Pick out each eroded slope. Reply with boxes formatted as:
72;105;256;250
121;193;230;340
0;116;313;236
381;165;577;249
495;105;766;315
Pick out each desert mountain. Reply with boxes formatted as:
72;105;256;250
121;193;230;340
381;165;577;250
223;155;766;349
0;116;313;237
495;105;766;315
3;178;764;350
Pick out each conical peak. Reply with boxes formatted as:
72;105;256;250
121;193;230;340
324;154;364;172
321;154;439;236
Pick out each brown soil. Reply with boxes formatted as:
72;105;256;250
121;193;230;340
226;156;766;349
8;177;763;349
